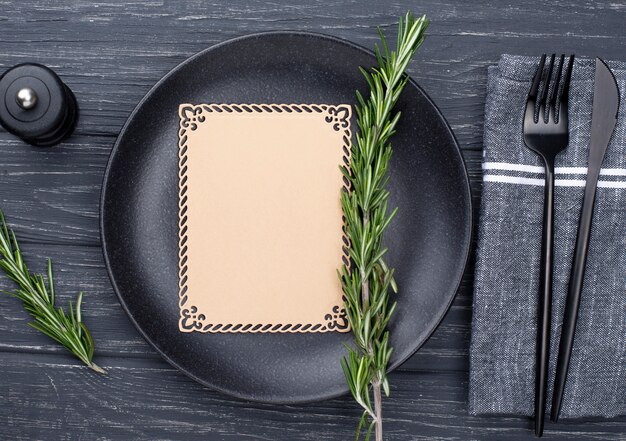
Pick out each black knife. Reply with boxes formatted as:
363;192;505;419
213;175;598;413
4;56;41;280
551;58;620;422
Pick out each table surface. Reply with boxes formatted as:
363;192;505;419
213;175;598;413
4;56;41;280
1;1;625;440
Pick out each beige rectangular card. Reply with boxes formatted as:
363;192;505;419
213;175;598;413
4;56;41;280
178;103;351;333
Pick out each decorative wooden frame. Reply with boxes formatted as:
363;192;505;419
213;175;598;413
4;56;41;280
177;103;352;333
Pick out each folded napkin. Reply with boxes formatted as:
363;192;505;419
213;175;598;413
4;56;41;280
470;55;626;418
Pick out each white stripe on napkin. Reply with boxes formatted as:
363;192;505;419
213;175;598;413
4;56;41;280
483;174;626;188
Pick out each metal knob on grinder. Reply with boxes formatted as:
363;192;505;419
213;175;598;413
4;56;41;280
0;63;78;147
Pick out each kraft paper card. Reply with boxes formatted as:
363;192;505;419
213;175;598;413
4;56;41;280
178;103;352;333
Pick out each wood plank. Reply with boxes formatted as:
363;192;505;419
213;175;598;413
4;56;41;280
1;351;624;441
0;241;474;372
0;133;109;245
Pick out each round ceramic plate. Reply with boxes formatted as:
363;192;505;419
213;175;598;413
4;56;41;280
101;32;472;403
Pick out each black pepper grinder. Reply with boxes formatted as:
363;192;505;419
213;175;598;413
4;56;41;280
0;63;78;147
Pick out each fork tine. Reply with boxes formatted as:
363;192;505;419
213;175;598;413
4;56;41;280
529;54;546;98
539;54;556;108
549;55;565;106
560;55;575;101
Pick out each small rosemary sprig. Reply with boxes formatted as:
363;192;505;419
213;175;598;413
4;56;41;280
339;12;428;441
0;208;105;374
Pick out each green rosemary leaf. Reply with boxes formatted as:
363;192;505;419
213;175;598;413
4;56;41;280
365;420;375;441
0;208;105;374
356;410;368;441
47;259;55;305
82;322;96;361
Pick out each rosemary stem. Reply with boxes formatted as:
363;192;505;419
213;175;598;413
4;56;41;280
89;362;106;374
373;378;383;441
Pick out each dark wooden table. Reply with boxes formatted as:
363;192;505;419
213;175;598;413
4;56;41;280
1;1;624;439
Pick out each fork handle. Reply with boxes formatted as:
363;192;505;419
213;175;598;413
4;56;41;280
535;159;555;437
551;168;600;422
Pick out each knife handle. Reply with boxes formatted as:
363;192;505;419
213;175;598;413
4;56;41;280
551;171;599;422
535;162;555;437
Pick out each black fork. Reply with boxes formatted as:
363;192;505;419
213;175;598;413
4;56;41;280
523;53;575;437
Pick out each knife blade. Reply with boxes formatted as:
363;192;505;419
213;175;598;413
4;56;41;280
551;57;620;422
587;59;620;173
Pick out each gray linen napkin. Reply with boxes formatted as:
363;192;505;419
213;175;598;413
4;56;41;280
470;55;626;418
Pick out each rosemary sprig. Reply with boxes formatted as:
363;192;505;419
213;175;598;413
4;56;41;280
0;208;105;374
339;12;428;441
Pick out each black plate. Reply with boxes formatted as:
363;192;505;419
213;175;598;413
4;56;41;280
101;32;472;403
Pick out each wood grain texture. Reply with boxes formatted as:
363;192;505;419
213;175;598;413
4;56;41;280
0;0;624;439
2;352;625;441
